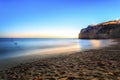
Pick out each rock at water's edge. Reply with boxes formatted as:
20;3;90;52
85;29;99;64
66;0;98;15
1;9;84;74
79;19;120;39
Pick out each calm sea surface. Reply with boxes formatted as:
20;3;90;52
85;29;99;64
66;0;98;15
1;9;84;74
0;38;114;60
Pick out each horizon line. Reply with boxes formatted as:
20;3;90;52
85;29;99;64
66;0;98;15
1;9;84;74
0;37;78;39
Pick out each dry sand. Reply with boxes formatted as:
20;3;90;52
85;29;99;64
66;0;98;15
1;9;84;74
0;39;120;80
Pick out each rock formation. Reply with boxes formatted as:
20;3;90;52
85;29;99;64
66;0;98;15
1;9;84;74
79;19;120;39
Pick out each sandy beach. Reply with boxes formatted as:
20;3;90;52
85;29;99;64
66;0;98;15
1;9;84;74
0;39;120;80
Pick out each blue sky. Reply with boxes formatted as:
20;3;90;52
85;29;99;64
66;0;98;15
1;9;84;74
0;0;120;38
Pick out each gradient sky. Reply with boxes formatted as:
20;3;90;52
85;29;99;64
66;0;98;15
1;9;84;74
0;0;120;38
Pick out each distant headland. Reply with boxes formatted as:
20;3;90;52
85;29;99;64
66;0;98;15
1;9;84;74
79;19;120;39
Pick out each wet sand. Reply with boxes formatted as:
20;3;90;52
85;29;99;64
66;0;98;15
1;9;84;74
0;39;120;80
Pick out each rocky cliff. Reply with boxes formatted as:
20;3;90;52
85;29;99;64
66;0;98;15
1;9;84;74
79;19;120;39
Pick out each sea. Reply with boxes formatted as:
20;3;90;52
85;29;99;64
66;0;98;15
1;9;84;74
0;38;115;60
0;38;116;70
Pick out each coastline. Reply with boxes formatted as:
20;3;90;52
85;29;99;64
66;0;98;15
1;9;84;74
0;39;120;80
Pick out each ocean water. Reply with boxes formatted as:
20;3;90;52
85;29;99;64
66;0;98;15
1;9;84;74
0;38;114;60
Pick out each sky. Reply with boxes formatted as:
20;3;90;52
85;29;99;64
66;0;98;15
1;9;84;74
0;0;120;38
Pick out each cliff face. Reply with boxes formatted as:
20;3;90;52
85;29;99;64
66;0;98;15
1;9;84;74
79;20;120;39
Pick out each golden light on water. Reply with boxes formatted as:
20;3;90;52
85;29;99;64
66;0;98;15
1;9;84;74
90;40;101;48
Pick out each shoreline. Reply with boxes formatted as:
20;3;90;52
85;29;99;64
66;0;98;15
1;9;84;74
0;39;115;71
0;39;120;80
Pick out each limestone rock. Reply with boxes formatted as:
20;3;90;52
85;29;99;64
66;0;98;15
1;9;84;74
79;19;120;39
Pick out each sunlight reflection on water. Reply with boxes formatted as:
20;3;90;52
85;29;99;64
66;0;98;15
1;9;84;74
0;38;115;60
